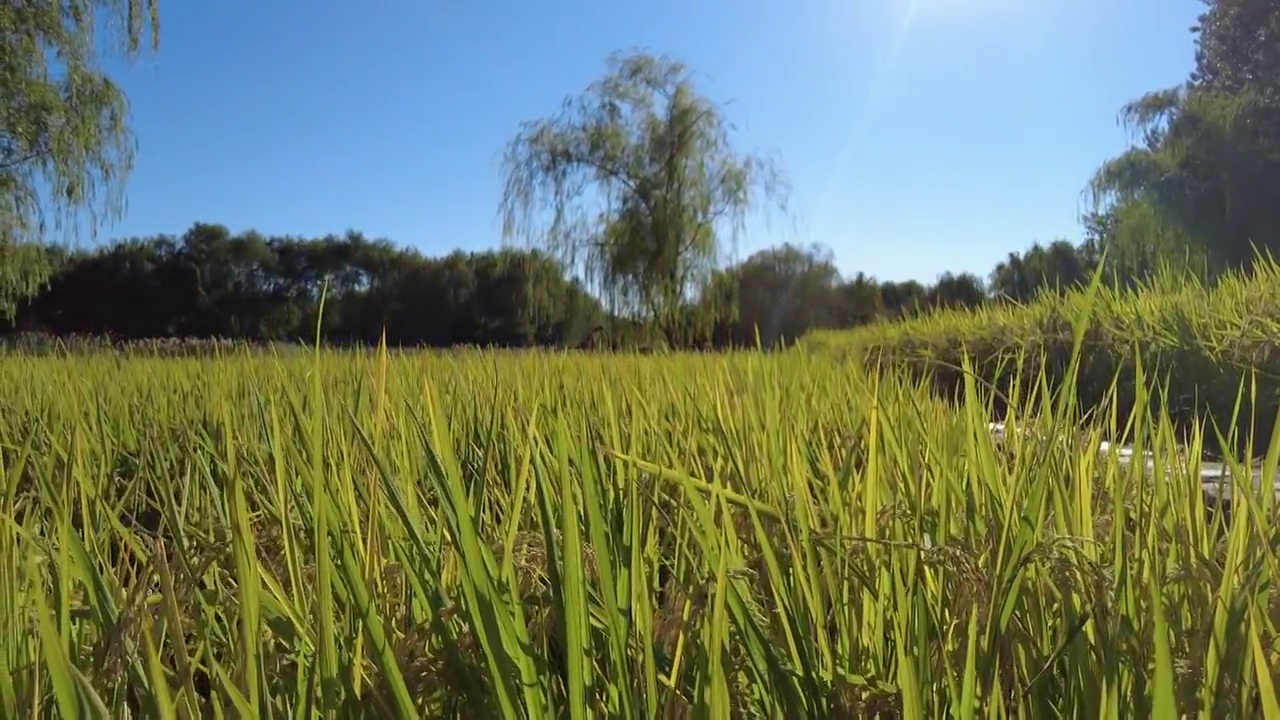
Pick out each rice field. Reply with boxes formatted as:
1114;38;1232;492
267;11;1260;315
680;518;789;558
3;338;1280;718
804;258;1280;463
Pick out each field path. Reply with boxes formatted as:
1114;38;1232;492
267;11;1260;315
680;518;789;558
988;421;1280;512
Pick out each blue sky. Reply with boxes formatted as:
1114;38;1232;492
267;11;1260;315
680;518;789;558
100;0;1204;283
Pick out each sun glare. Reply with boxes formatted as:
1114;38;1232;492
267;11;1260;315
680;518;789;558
812;0;920;222
814;0;1028;223
909;0;1024;19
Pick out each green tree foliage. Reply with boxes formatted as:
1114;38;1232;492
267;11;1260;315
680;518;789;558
876;280;928;319
4;224;605;348
989;239;1096;302
925;272;987;311
0;0;161;319
831;271;883;327
1191;0;1280;100
705;243;842;348
1088;0;1280;276
498;49;790;346
0;223;1117;350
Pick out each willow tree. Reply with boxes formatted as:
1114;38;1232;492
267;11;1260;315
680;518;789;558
1086;0;1280;278
1;0;161;320
498;50;789;347
1086;87;1247;278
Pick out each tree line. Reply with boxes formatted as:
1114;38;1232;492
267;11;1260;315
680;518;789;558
3;0;1276;351
0;223;1103;350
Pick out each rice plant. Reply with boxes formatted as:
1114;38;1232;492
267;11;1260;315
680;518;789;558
1;306;1279;716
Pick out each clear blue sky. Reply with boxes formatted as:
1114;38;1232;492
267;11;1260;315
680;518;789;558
100;0;1204;284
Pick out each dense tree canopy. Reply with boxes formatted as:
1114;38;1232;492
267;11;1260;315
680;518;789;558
989;239;1094;303
0;224;1105;351
2;225;607;348
702;243;841;349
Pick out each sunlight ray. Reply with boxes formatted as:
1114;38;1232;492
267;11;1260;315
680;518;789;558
814;0;921;226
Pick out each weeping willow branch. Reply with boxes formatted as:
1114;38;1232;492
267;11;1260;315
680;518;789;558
0;0;161;319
